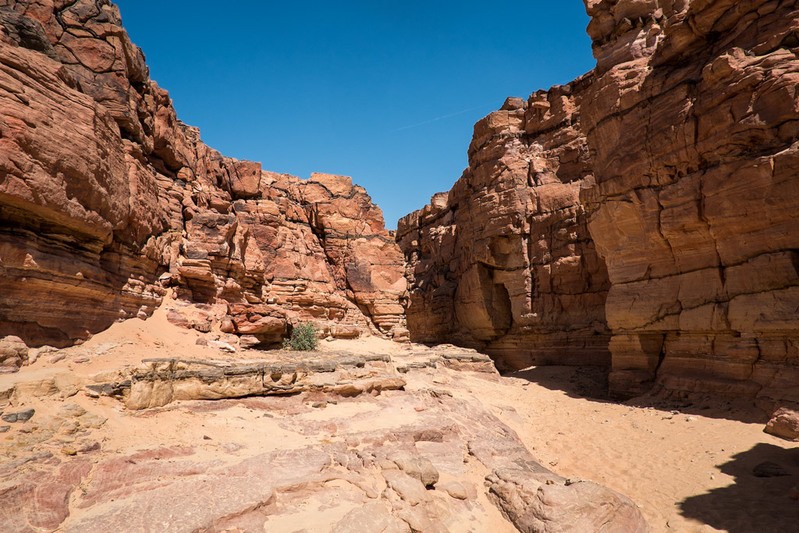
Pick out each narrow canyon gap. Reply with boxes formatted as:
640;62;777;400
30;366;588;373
0;1;797;531
399;0;799;407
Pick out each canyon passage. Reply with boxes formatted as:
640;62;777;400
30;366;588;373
1;1;798;532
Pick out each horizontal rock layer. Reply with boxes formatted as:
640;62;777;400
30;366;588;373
397;87;611;370
85;348;498;410
92;354;407;410
400;0;799;402
0;349;647;532
0;0;407;351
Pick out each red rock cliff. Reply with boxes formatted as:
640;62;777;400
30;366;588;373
400;0;799;404
0;0;407;356
580;0;799;405
397;84;611;370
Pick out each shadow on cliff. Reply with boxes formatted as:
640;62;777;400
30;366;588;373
0;224;164;348
678;443;799;532
506;365;771;424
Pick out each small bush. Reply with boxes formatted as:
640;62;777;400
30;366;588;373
283;322;318;351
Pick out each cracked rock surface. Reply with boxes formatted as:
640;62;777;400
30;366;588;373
0;326;646;533
399;0;799;404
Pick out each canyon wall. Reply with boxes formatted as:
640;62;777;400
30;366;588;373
580;0;799;404
401;0;799;403
396;84;611;370
0;0;407;360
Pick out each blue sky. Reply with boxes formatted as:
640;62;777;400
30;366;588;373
115;1;594;228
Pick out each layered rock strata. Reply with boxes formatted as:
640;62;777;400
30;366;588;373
397;87;611;370
0;0;407;351
400;0;799;402
579;0;799;402
86;349;498;410
92;354;408;410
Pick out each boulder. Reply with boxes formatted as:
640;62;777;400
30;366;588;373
0;336;28;371
765;408;799;442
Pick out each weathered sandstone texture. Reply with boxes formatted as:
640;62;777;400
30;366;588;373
0;335;28;372
93;354;409;410
764;407;799;441
579;0;799;402
397;87;611;370
0;345;647;532
0;0;406;352
400;0;799;402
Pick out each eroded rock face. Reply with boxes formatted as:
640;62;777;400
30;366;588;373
400;0;799;402
398;90;611;370
578;0;799;402
0;0;406;351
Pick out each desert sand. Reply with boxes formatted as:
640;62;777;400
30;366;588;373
469;369;798;532
1;305;796;532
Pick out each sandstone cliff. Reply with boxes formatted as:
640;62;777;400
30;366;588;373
397;84;611;370
400;0;799;404
581;0;799;404
0;0;407;358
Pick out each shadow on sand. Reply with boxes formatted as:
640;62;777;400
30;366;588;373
679;443;799;533
505;365;772;424
507;366;798;531
506;365;612;400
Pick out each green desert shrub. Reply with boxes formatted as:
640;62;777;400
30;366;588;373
284;322;319;351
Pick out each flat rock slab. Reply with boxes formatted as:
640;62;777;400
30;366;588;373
1;408;35;423
0;358;647;533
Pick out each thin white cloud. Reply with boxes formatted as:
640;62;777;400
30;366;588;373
391;102;497;132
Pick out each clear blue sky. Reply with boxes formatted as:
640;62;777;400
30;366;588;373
115;1;594;228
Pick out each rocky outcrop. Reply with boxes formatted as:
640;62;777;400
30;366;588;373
85;348;499;410
173;170;407;344
0;0;406;352
397;88;611;370
578;0;799;402
92;354;408;410
400;0;799;402
0;346;647;532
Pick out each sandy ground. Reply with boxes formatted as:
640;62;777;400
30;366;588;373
2;308;797;532
454;368;799;532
